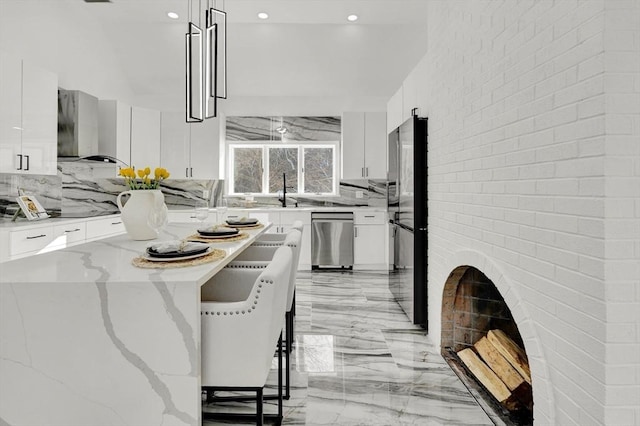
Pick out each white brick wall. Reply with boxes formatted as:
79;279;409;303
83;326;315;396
388;0;639;424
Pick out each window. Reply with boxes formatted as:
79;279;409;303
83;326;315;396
229;142;337;195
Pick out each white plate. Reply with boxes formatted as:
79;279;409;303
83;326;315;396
142;247;212;262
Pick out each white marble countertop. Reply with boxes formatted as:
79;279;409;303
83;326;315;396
0;222;270;285
0;221;272;426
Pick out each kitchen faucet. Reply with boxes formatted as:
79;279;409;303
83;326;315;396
279;173;288;207
278;172;296;208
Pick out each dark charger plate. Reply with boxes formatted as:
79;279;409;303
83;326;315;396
146;243;209;258
198;228;239;237
226;218;259;226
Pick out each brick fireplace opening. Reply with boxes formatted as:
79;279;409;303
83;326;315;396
441;266;533;425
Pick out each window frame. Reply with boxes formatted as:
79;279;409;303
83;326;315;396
228;140;339;196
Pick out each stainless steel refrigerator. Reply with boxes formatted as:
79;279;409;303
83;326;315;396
388;115;428;328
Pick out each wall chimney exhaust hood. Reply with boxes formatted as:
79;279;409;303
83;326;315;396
57;88;99;158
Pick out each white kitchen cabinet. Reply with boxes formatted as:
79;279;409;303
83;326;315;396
161;111;220;179
8;224;56;260
85;216;125;242
0;53;57;175
0;215;124;263
51;220;87;250
342;111;387;179
353;211;387;270
99;100;131;171
189;116;221;179
130;106;161;169
387;87;403;134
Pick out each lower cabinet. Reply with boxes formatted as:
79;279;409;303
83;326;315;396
85;216;126;242
353;211;388;270
1;215;124;262
8;225;56;260
50;221;87;250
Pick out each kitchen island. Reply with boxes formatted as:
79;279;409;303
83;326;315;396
0;222;271;426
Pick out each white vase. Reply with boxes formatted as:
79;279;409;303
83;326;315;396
116;189;168;241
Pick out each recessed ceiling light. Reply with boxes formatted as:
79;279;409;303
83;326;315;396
347;14;358;22
258;12;269;20
167;12;179;19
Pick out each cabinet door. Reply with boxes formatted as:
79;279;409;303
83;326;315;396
364;112;387;179
387;87;403;134
0;52;22;173
189;116;220;179
99;100;131;171
354;224;387;270
161;112;189;178
341;111;365;179
130;106;161;168
19;61;58;175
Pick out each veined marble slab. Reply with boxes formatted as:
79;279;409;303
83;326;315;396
0;222;271;426
226;116;340;142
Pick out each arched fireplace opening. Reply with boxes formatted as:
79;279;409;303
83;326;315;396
441;266;533;426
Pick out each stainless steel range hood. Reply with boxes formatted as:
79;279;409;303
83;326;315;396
57;88;99;158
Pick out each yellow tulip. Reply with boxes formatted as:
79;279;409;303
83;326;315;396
137;169;146;179
144;167;151;176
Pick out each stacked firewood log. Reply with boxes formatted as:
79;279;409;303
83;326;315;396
458;329;533;411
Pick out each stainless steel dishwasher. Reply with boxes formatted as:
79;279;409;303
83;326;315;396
311;212;354;269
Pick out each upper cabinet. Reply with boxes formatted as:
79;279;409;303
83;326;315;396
387;87;404;133
342;111;387;180
130;106;161;168
0;53;57;175
98;100;131;170
160;111;220;179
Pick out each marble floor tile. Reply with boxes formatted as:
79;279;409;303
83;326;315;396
202;271;492;425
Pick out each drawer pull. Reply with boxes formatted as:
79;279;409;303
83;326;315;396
364;215;375;218
26;234;47;240
111;221;122;225
65;228;81;233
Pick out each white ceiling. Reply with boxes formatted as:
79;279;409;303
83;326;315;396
0;0;429;114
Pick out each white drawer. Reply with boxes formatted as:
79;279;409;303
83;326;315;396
10;225;55;256
86;216;125;240
53;221;87;247
168;211;199;223
280;210;312;226
354;211;386;225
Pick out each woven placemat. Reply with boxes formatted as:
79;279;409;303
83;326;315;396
132;248;226;269
186;232;250;243
225;223;265;230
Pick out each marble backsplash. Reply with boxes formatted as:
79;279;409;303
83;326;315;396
1;165;386;219
0;162;223;219
228;179;388;208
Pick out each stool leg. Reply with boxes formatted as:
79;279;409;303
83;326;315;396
285;313;291;400
257;388;264;426
278;332;283;419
